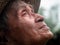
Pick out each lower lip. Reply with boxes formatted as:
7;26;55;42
39;26;50;31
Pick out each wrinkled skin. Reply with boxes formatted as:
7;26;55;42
7;3;53;45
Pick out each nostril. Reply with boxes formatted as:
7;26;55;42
39;18;44;22
34;13;44;23
35;18;44;23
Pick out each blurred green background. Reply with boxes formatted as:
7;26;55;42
38;0;60;45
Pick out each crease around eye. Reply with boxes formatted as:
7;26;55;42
22;11;27;15
21;10;28;16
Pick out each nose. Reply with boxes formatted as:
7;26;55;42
35;14;44;23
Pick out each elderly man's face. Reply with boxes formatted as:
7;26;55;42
7;4;53;44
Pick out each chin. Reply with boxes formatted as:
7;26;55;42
38;25;54;40
39;30;53;42
45;30;53;39
33;30;54;43
31;30;53;42
30;31;53;45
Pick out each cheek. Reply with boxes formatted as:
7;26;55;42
18;16;35;30
17;17;40;39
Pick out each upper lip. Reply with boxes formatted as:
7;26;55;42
39;25;46;29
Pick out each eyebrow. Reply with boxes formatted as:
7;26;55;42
28;4;34;10
19;4;34;13
28;4;34;12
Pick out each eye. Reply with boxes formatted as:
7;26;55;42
31;9;34;13
21;9;28;16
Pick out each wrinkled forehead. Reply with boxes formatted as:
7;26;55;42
18;2;34;10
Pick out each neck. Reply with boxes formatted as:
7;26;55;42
30;40;46;45
7;38;46;45
6;36;47;45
